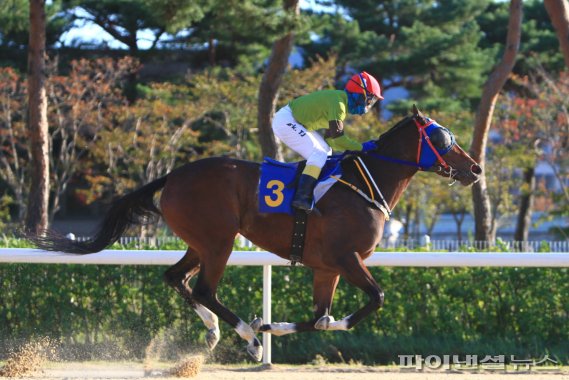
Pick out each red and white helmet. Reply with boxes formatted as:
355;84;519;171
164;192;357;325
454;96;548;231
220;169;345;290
345;71;384;108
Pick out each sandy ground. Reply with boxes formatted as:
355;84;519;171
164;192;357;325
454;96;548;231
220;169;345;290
2;362;568;380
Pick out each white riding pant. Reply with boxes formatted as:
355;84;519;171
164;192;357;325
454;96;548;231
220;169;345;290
272;105;332;170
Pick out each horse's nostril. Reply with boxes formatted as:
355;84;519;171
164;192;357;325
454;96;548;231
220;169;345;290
471;164;482;175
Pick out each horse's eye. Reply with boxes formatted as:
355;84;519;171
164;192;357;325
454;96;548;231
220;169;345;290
430;128;453;150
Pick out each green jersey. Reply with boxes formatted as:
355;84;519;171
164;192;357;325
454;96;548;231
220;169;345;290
288;89;362;151
289;90;347;131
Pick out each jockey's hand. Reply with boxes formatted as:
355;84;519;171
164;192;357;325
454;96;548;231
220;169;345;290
361;140;377;152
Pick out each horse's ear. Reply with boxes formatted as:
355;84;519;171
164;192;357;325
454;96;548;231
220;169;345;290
412;104;427;123
412;104;422;117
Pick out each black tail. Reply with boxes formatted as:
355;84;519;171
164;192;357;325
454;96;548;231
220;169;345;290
27;176;168;254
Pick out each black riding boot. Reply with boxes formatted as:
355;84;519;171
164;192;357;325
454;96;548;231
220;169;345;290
292;174;318;213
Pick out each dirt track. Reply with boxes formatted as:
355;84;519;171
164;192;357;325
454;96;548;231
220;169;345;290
4;362;568;380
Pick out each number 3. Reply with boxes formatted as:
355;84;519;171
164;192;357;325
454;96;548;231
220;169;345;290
265;180;285;207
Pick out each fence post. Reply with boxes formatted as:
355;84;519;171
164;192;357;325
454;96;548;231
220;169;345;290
262;264;272;364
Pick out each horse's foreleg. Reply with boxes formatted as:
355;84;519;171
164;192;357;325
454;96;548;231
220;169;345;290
191;244;263;362
331;252;384;329
163;249;221;350
258;269;341;335
274;252;384;333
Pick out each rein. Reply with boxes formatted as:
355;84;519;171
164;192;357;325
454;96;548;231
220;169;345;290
331;156;391;220
367;152;423;169
328;116;457;216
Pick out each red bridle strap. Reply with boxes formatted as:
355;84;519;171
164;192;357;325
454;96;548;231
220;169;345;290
413;118;450;170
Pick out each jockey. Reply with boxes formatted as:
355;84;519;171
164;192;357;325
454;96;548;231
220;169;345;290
272;71;384;213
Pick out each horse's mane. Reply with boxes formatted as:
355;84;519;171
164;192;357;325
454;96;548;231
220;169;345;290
375;115;413;150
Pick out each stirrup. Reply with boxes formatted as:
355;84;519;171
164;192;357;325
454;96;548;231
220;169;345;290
292;198;313;213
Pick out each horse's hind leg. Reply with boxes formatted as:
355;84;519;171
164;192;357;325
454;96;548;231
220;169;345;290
191;240;263;361
163;248;220;350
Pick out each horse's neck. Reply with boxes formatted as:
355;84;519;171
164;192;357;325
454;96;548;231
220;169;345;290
362;156;417;211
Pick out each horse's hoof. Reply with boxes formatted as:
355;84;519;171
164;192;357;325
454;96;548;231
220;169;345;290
246;337;263;362
250;317;263;332
205;327;220;350
314;315;335;330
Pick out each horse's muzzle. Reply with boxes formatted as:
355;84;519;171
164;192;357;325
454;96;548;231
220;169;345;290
471;164;482;175
461;163;482;185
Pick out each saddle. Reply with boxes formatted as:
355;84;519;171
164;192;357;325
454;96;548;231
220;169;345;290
258;155;343;215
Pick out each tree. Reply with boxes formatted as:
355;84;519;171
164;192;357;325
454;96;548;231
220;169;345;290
477;1;563;76
0;58;136;226
485;144;526;240
520;67;569;236
514;166;536;242
0;67;29;221
303;0;495;113
63;0;209;52
25;0;50;233
0;0;70;49
415;174;446;238
446;185;473;242
82;80;210;236
46;57;137;221
477;0;567;241
190;70;263;160
496;93;543;242
544;0;569;69
257;0;299;160
178;0;284;68
469;0;522;242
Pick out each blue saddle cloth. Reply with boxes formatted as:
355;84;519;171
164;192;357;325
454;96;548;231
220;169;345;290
259;155;344;215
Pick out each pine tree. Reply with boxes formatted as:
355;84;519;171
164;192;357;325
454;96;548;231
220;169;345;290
302;0;495;113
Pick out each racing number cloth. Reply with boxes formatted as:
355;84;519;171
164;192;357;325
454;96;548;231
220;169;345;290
259;159;298;214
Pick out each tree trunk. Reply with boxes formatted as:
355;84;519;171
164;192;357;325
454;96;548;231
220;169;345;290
402;203;412;240
514;166;536;242
544;0;569;69
452;212;466;242
472;176;495;242
456;218;464;242
470;0;522;242
208;35;216;66
257;0;299;160
25;0;50;233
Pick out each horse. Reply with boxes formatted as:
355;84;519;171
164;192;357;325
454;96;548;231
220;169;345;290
29;105;481;361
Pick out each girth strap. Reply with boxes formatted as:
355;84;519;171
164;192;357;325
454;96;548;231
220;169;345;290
290;209;308;266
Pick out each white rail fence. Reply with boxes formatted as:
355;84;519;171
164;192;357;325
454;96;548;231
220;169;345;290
1;248;568;364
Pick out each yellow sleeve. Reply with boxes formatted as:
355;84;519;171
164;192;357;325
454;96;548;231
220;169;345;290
326;134;363;152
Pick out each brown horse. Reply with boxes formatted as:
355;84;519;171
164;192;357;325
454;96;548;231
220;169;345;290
30;105;481;361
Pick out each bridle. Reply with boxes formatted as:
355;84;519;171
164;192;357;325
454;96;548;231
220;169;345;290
368;116;456;172
413;117;455;170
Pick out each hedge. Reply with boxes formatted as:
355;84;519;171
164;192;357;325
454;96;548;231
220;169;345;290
1;256;567;364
